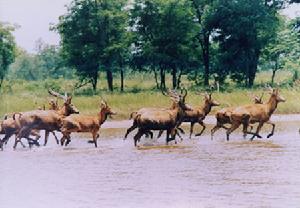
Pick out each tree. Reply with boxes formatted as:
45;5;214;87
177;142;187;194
0;22;16;88
130;0;198;89
211;0;280;87
190;0;218;86
261;18;300;85
55;0;128;91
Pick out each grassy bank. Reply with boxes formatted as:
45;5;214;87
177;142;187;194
0;71;299;120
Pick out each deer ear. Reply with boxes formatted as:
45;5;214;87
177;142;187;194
100;100;106;108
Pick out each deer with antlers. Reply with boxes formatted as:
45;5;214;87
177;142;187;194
225;88;285;141
131;89;190;146
60;99;116;147
182;92;220;139
210;92;265;140
0;98;62;150
124;89;188;142
13;89;79;149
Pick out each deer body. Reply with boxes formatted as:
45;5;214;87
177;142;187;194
60;100;115;148
211;93;264;140
182;93;219;138
226;88;285;141
13;94;79;149
132;89;188;147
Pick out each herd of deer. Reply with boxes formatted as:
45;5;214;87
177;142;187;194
0;86;286;151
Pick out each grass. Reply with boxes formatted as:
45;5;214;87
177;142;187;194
1;70;300;120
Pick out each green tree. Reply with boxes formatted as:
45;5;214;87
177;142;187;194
55;0;128;91
211;0;280;87
190;0;218;86
0;22;16;88
261;18;300;85
130;0;198;89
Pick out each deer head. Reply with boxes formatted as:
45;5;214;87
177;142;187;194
100;99;116;118
48;89;79;115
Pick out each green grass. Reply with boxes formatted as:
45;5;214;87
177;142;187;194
0;71;299;120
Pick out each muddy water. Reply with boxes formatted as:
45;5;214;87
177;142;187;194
1;121;300;208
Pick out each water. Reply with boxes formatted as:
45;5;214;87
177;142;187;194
1;121;300;208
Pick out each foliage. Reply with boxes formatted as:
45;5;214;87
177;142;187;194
130;0;199;89
211;0;280;87
8;42;75;80
260;17;300;84
55;0;128;91
0;22;16;88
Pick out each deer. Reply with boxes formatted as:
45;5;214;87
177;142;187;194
13;89;79;149
124;89;188;142
225;87;285;141
181;92;220;139
124;104;185;140
132;89;190;147
210;92;264;140
59;99;116;148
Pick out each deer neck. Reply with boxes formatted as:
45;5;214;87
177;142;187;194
202;101;212;116
266;96;278;116
98;109;108;125
57;105;69;117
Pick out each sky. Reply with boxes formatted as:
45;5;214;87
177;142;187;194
0;0;300;53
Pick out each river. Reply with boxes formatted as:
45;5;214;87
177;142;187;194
1;119;300;208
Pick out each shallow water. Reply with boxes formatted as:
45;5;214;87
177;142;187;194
1;121;300;208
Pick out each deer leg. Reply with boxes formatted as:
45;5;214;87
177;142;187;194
92;132;98;148
2;132;14;145
60;133;69;146
211;122;223;140
242;123;249;139
250;122;264;141
157;130;164;139
226;122;241;141
51;131;59;145
124;122;137;140
266;121;275;138
195;120;206;137
14;127;32;149
0;139;3;151
133;129;144;147
189;122;195;139
65;134;71;146
44;131;50;146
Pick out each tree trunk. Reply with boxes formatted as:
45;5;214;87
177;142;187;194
177;68;183;88
202;33;210;86
172;67;177;89
160;67;166;89
106;68;113;92
247;52;259;88
271;60;278;86
120;67;124;92
153;68;159;89
92;73;98;91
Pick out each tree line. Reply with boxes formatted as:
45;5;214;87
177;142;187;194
1;0;300;92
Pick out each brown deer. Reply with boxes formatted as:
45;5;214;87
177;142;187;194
183;92;220;138
132;89;190;146
210;92;264;140
60;99;116;147
0;98;62;150
124;89;187;142
226;88;285;141
13;89;79;149
124;105;184;140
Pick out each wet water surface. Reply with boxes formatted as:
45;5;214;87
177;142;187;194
1;121;300;208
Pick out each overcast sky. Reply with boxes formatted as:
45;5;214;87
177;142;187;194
0;0;300;53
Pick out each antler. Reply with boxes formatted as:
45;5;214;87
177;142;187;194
48;89;68;101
